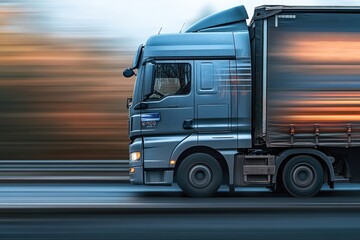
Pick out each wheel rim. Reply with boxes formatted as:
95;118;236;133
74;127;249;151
188;164;212;188
291;163;315;189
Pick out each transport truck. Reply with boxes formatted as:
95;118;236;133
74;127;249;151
123;5;360;197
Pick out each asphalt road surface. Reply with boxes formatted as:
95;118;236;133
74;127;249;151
0;183;359;240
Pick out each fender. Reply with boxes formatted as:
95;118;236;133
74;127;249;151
170;133;198;162
274;148;335;187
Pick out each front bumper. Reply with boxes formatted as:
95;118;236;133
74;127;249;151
129;166;174;185
129;166;144;185
129;137;174;185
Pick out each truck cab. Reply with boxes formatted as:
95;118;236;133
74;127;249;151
126;6;252;196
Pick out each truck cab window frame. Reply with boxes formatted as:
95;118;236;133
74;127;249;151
147;63;191;100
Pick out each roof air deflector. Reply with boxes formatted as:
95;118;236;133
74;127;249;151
186;5;248;33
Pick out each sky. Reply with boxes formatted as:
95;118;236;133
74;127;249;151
3;0;360;47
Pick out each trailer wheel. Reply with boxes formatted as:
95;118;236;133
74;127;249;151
282;155;324;197
177;153;222;198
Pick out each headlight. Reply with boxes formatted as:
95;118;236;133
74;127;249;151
130;152;141;161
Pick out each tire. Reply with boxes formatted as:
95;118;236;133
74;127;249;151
176;153;223;198
282;155;324;197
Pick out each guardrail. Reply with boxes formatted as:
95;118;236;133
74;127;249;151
0;160;130;181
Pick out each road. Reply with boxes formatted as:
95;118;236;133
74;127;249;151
0;182;359;240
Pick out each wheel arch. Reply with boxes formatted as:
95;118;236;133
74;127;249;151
274;148;335;188
174;146;230;185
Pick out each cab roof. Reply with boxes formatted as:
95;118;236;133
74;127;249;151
143;32;236;59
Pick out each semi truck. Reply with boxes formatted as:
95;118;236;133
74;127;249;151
123;5;360;197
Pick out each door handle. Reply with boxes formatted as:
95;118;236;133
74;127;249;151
183;119;193;130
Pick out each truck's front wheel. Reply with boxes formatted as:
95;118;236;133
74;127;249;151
176;153;222;198
282;155;324;197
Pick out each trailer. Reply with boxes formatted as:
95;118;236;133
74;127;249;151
124;5;360;197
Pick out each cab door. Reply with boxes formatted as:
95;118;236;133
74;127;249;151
139;60;194;136
137;61;194;168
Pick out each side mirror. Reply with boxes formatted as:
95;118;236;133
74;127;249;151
126;97;132;109
123;68;135;78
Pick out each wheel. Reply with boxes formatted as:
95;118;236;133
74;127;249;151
176;153;223;198
282;155;324;197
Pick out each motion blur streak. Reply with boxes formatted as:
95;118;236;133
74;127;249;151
275;33;360;63
0;4;134;160
268;31;360;146
0;183;360;240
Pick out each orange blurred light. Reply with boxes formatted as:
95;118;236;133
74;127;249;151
274;33;360;64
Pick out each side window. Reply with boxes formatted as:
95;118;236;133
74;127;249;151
149;63;191;99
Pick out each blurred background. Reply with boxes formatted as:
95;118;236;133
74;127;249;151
1;0;359;160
